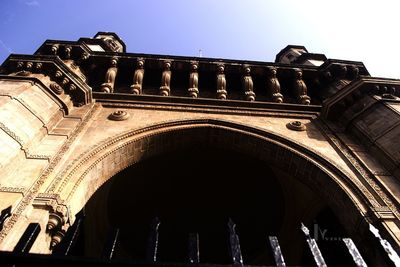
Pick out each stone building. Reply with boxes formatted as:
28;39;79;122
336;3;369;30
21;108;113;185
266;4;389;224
0;32;399;266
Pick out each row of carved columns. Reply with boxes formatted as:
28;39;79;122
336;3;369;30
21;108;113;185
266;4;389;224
99;57;311;104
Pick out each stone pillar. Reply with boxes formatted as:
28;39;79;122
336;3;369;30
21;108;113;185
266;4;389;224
100;57;118;93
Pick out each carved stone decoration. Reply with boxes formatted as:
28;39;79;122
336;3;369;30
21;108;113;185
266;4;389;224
108;110;130;121
216;64;227;100
266;67;283;103
293;69;311;105
337;65;347;79
69;84;76;91
159;61;171;96
47;212;63;231
15;71;31;76
35;62;42;70
50;230;65;249
373;85;398;99
16;61;24;69
348;65;359;80
61;78;69;87
50;82;63;95
130;59;145;94
55;70;63;78
188;62;199;98
243;67;255;101
51;44;59;55
64;46;72;59
80;52;90;61
100;57;118;93
26;62;33;70
286;121;306;131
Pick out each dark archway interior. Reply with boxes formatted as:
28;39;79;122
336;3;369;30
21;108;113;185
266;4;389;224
74;144;354;265
108;146;285;264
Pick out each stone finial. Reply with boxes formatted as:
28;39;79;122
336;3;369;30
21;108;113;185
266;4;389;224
243;66;255;101
293;69;310;105
188;62;199;98
216;64;227;100
100;57;118;93
159;61;171;96
266;67;283;103
130;59;145;95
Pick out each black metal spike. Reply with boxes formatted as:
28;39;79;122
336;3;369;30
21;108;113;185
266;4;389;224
0;206;12;231
146;217;160;262
188;233;200;263
228;218;243;265
300;223;327;267
268;236;286;267
13;223;41;253
342;238;367;267
101;228;120;261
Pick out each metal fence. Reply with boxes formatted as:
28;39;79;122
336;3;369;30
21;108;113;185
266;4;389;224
0;207;399;267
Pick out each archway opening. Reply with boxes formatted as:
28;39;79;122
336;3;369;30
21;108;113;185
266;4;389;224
75;143;354;265
86;146;286;264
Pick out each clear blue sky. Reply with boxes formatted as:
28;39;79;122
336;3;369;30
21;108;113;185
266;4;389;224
0;0;399;78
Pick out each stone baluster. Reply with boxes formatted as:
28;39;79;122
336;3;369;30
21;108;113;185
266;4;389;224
267;67;283;103
216;64;227;100
130;59;145;94
51;44;59;55
159;61;171;96
188;62;199;98
64;46;72;59
100;57;118;93
243;66;255;101
293;69;311;105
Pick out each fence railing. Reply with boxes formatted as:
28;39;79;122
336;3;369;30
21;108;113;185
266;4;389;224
0;209;399;267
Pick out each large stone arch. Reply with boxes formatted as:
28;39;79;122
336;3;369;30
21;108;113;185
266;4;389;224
52;118;376;238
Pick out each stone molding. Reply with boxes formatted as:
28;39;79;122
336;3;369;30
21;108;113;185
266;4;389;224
2;56;92;106
0;104;98;242
316;119;400;220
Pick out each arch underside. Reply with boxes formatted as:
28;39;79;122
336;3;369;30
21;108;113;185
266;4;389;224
53;119;374;234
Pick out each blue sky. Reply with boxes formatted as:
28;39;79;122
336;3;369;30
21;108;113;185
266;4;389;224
0;0;399;78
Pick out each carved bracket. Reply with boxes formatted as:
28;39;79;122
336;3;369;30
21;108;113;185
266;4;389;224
2;56;93;106
33;193;70;249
